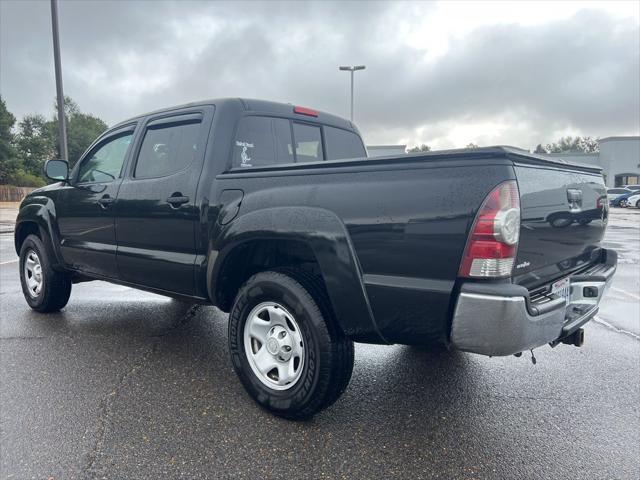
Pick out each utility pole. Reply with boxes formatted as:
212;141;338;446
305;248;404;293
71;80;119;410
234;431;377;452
339;65;365;122
50;0;68;161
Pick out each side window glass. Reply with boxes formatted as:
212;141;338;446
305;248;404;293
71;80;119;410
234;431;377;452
233;116;293;168
293;123;323;163
135;120;201;178
77;132;133;183
324;126;366;160
273;118;294;164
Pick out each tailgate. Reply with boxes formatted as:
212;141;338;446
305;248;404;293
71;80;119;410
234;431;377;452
513;164;608;290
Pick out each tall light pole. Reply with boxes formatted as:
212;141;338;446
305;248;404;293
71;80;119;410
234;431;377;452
50;0;68;161
339;65;365;122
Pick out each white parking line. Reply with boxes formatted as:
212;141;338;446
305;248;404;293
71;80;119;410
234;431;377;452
594;317;640;341
611;286;640;301
0;259;18;265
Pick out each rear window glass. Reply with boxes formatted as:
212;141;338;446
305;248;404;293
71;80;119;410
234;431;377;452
135;120;201;178
324;126;365;160
233;116;293;168
293;123;323;163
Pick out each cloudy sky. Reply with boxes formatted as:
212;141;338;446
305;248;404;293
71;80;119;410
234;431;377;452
1;0;638;150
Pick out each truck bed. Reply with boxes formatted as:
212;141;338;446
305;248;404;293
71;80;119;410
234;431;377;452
218;145;606;345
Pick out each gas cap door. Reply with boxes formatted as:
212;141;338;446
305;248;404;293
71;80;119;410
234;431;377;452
218;189;244;225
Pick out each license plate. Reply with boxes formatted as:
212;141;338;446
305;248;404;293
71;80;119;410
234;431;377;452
551;277;571;305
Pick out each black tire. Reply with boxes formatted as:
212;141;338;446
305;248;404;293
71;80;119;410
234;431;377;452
19;234;72;312
228;270;354;419
549;215;572;228
636;200;640;209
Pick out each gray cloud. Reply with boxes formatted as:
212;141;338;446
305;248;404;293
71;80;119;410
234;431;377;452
1;1;638;149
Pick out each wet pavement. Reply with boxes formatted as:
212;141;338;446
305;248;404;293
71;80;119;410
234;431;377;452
0;208;638;479
596;209;640;337
0;203;19;234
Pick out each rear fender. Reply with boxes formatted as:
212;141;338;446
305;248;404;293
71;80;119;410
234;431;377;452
208;206;386;343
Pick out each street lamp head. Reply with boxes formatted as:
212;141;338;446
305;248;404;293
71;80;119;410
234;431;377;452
339;65;366;71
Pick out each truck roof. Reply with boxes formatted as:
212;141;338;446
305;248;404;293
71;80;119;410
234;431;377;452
113;97;356;131
111;99;600;174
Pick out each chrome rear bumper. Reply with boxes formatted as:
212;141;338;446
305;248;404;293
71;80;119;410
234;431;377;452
450;249;617;356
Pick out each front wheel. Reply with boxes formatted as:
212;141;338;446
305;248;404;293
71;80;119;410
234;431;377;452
228;270;354;419
19;234;72;312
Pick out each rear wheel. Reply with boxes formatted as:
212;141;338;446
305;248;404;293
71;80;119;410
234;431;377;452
19;234;72;312
228;270;354;419
549;215;572;228
636;200;640;209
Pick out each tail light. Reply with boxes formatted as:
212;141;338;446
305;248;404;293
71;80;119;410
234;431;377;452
459;180;520;278
293;106;318;117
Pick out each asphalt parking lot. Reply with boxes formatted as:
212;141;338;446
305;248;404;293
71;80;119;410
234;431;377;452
1;207;638;479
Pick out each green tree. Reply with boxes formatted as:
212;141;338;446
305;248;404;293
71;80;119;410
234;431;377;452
545;136;599;154
52;96;107;165
16;114;56;175
407;144;431;153
577;137;599;153
62;96;81;117
66;110;108;166
533;144;547;154
9;96;108;185
0;98;48;186
0;96;19;183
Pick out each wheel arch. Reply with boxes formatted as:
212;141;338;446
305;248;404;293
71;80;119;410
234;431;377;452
14;197;65;269
207;206;386;343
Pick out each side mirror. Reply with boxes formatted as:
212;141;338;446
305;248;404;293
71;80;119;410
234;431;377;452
44;159;69;181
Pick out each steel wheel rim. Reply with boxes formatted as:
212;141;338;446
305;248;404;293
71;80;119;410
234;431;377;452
23;249;43;298
243;302;305;391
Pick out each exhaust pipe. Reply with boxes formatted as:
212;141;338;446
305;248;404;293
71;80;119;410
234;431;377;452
562;328;585;348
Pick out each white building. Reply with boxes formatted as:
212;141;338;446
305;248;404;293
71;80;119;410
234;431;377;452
545;136;639;187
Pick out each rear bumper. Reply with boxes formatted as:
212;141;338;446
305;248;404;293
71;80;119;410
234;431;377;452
450;249;617;356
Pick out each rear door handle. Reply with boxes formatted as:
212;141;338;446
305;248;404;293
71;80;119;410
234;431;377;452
97;195;115;209
166;195;189;208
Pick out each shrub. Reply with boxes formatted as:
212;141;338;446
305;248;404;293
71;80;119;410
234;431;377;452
5;169;46;187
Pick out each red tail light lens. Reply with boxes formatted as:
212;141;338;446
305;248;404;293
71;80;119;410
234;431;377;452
293;106;318;117
459;180;521;278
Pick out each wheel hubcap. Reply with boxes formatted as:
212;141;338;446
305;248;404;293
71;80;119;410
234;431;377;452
24;249;43;298
243;302;305;390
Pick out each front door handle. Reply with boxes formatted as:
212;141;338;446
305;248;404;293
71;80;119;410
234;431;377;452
97;195;115;209
166;194;189;208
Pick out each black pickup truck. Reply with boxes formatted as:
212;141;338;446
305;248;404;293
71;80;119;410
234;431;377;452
15;98;616;418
